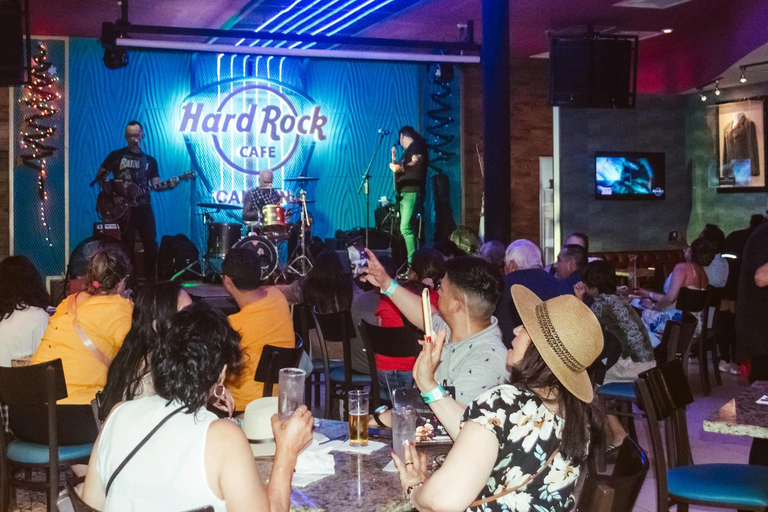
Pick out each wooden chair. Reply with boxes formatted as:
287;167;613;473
253;334;305;397
358;320;422;409
0;360;94;512
576;437;649;512
596;316;696;471
312;308;371;420
66;480;216;512
692;286;723;394
635;360;768;511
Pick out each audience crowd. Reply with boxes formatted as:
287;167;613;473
1;212;766;511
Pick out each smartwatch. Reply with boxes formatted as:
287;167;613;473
373;405;390;427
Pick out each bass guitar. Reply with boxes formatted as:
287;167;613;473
96;171;195;222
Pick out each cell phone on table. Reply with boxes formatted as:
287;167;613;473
422;287;433;342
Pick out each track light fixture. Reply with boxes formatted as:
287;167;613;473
699;90;707;102
740;67;747;83
715;80;721;96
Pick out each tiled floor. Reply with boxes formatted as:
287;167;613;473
629;362;753;512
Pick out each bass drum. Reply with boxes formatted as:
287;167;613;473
232;235;278;280
207;223;242;258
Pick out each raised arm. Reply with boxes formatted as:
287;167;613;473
362;248;425;330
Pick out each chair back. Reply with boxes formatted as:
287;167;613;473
576;437;649;512
634;360;695;508
654;315;696;366
702;285;722;333
0;360;67;510
291;303;313;354
66;481;215;512
254;334;305;397
358;320;422;406
312;308;356;391
675;287;707;313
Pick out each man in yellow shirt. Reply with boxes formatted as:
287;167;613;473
222;247;295;411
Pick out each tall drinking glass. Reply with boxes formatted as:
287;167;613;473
628;254;638;293
278;368;306;420
348;390;369;446
392;406;418;461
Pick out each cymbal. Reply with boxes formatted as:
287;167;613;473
284;176;319;182
197;202;242;211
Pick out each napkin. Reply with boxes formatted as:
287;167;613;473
324;439;387;455
382;459;398;472
292;434;336;488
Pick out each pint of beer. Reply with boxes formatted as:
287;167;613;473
348;390;369;446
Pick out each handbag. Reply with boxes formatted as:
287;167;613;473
68;293;112;368
468;447;560;508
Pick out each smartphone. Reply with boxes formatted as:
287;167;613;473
345;236;368;276
422;287;433;341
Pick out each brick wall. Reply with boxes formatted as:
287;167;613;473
461;58;553;245
0;88;9;258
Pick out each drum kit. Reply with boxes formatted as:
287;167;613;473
191;176;319;282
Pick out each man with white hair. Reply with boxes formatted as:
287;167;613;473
494;239;569;347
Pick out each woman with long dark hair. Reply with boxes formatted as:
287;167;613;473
82;302;313;512
302;250;353;313
0;256;50;366
393;287;604;511
99;281;192;419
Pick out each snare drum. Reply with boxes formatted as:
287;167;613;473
262;204;287;234
207;222;242;258
232;235;278;279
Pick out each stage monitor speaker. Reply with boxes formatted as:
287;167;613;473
0;0;26;87
549;34;637;109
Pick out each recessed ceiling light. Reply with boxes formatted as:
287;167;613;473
662;28;673;34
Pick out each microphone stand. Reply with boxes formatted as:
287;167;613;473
357;130;387;248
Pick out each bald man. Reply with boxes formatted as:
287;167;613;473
243;170;283;222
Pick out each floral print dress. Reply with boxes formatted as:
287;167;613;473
461;385;582;512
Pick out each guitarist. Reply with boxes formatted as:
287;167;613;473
94;121;177;281
389;126;428;263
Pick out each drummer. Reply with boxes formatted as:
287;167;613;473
242;169;282;222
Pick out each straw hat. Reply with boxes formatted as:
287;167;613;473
511;285;603;403
242;397;278;457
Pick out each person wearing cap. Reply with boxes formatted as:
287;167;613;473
82;302;314;512
392;286;604;512
362;249;508;436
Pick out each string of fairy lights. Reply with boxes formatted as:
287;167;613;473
18;43;60;248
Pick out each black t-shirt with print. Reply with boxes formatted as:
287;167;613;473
100;147;160;205
396;138;429;193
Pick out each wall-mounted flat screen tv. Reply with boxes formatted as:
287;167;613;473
595;151;665;199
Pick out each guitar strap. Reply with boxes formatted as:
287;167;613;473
139;152;147;188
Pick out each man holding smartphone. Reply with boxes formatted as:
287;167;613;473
363;249;508;437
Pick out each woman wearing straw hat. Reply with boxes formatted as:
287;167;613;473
393;285;604;512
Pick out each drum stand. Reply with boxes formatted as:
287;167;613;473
171;211;216;281
286;189;313;277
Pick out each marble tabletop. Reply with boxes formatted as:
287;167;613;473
255;419;449;512
703;381;768;439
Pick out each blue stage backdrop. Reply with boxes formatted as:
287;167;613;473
67;40;461;264
12;38;66;277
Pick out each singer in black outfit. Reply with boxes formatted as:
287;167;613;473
389;126;429;263
95;121;176;281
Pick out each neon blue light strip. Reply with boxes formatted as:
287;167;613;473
311;0;375;35
295;0;355;35
244;0;303;46
326;0;395;36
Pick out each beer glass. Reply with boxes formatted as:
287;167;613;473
348;390;369;446
278;368;306;420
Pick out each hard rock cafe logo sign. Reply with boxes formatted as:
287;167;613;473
179;78;326;175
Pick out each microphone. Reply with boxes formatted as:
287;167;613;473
378;128;390;135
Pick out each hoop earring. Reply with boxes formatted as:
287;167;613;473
214;383;225;399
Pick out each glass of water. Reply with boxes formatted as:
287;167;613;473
277;368;306;420
392;406;418;462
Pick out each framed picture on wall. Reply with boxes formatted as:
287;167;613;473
713;98;767;192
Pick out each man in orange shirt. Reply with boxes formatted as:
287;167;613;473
222;247;295;411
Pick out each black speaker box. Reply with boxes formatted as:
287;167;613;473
549;35;637;109
0;0;25;87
